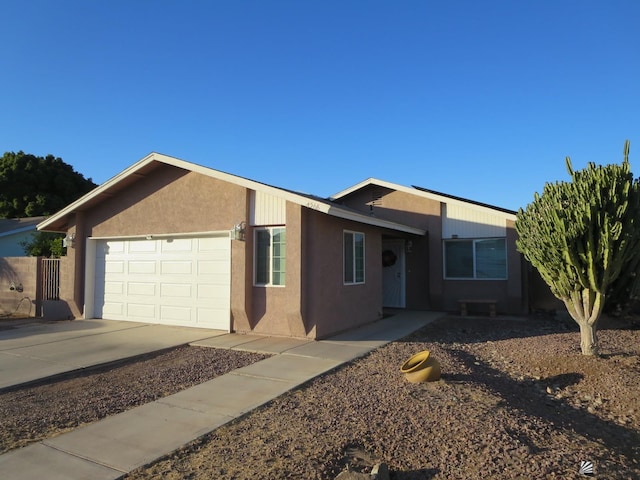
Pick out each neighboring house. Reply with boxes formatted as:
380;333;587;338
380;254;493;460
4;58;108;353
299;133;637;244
37;153;530;339
0;217;48;257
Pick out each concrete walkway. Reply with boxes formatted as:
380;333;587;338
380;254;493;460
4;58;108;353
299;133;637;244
0;311;444;480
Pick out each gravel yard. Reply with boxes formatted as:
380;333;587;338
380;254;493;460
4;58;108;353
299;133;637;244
2;314;639;479
0;345;269;454
124;315;640;480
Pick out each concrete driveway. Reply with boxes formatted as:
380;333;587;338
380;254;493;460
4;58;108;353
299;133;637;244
0;319;227;390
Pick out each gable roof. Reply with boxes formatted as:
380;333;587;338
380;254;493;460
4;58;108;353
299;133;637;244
37;153;425;236
331;178;517;220
0;216;48;238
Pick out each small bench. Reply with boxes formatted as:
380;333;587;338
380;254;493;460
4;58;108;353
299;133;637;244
457;299;497;318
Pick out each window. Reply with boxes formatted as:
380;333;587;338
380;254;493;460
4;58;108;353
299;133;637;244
255;227;286;286
444;238;507;279
344;231;365;284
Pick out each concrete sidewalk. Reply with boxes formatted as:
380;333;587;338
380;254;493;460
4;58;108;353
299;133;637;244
0;311;444;480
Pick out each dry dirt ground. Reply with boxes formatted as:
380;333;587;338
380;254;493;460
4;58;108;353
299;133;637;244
0;344;269;453
2;314;639;479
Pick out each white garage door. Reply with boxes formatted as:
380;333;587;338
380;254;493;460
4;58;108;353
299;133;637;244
93;235;230;330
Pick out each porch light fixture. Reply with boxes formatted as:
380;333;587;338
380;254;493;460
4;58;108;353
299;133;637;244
63;233;75;248
232;221;246;241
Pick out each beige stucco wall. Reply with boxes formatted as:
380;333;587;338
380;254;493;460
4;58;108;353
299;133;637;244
239;202;308;338
303;209;383;338
0;256;41;317
84;168;246;237
54;255;81;319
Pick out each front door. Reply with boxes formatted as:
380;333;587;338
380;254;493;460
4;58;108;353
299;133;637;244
382;239;405;308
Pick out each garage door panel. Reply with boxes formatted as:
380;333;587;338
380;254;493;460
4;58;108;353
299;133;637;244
198;260;228;275
129;261;157;275
160;305;192;323
128;282;156;296
160;260;193;275
102;302;124;316
128;241;158;253
204;296;231;309
197;308;226;325
94;235;230;330
105;241;125;253
198;249;229;261
205;273;231;285
198;237;224;251
127;303;156;319
105;261;125;274
161;238;193;252
198;284;229;300
160;283;192;298
104;282;124;295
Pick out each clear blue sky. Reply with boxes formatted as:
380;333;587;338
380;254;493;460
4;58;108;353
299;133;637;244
2;1;639;212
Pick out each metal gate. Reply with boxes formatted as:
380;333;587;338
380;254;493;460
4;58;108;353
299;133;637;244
41;258;60;301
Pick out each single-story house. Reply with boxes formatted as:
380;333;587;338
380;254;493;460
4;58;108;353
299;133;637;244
0;217;48;257
38;153;530;339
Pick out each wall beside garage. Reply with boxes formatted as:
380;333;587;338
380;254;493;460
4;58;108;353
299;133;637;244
244;201;308;337
303;209;384;339
84;167;247;238
0;256;41;317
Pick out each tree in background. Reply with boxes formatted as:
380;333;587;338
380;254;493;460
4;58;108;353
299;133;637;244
19;232;65;257
0;151;96;217
0;151;97;257
515;141;640;355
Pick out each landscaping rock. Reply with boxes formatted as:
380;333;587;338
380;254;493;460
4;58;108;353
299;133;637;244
334;463;390;480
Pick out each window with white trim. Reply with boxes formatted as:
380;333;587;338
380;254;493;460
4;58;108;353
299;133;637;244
254;227;286;286
344;231;365;284
444;238;507;279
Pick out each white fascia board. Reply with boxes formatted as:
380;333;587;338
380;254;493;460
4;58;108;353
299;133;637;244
36;218;59;231
37;153;424;235
330;178;378;200
332;178;517;221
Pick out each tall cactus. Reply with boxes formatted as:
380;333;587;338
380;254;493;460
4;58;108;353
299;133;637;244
515;141;640;355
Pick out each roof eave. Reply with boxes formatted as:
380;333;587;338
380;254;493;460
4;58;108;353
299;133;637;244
332;178;517;220
324;206;425;235
36;154;425;235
